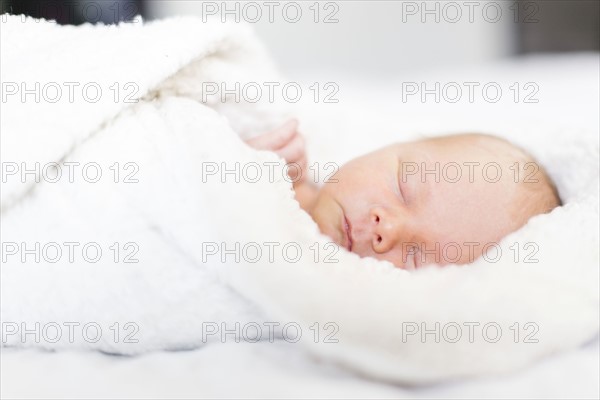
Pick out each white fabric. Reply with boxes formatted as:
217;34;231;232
1;15;598;389
2;339;599;399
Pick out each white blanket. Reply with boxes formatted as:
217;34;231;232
1;15;598;385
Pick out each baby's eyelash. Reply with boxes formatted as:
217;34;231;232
412;246;421;269
396;159;407;202
402;244;420;267
397;180;407;203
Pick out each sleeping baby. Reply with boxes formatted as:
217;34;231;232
245;120;561;269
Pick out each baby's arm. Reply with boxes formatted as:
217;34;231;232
244;120;318;212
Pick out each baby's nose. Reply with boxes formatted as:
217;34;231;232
369;206;401;254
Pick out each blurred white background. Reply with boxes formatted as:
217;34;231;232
146;1;517;77
6;0;597;78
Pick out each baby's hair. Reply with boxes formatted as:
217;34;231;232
458;133;562;221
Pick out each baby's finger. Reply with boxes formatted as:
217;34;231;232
275;132;305;164
286;156;307;183
246;119;298;150
295;156;309;183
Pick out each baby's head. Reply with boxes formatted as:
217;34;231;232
309;134;560;268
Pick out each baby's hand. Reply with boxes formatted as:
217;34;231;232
245;119;307;183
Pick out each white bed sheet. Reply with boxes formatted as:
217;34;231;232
1;338;598;399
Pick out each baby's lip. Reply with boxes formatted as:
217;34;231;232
343;213;353;252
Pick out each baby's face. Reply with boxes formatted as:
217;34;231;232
309;135;525;268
